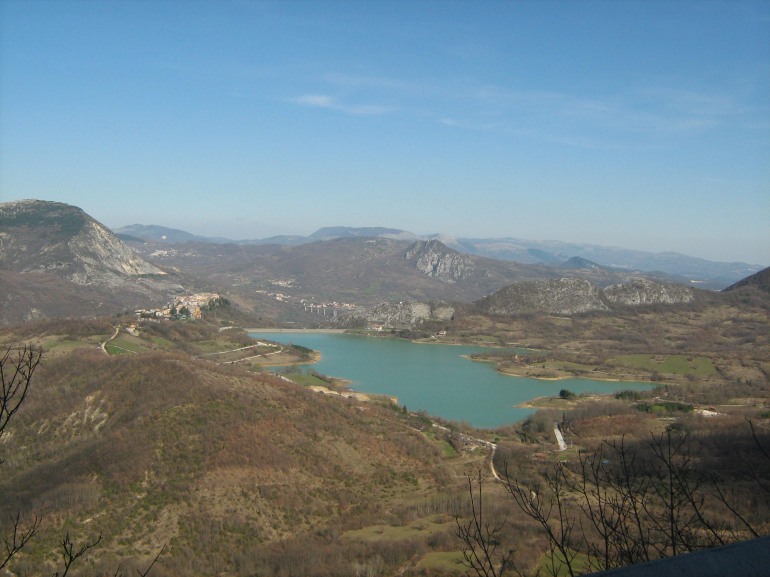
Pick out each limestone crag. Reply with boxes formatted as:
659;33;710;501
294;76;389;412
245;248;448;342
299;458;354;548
0;199;184;323
477;277;698;317
356;301;455;328
404;239;474;283
602;278;694;306
0;199;168;287
479;278;609;316
67;220;166;286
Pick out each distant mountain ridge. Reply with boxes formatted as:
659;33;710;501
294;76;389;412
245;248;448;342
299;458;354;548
1;201;766;327
115;224;762;288
309;226;419;241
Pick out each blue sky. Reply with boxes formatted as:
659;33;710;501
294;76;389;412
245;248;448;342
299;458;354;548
1;0;768;264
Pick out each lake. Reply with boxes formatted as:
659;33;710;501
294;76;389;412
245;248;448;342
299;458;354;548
251;332;653;429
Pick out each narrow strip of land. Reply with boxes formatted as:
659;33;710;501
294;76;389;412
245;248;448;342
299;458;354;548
243;328;347;333
554;424;567;451
100;325;120;355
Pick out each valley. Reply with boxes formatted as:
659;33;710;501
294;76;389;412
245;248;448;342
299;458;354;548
1;199;769;576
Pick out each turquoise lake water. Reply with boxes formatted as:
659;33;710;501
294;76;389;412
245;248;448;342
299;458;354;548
252;332;653;429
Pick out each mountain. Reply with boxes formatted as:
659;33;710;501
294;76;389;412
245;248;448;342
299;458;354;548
561;256;607;271
113;224;762;288
475;278;610;316
403;239;476;283
2;200;729;326
0;200;183;323
723;266;770;294
475;277;696;316
448;237;762;288
115;223;223;244
308;226;419;241
122;235;700;327
126;237;570;311
114;225;418;246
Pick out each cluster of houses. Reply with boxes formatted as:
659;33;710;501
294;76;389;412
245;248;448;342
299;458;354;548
255;287;361;318
136;292;222;321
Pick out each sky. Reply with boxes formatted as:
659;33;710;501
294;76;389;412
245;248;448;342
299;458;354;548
1;0;768;265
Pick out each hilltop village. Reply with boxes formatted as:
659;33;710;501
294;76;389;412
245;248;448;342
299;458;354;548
136;292;224;320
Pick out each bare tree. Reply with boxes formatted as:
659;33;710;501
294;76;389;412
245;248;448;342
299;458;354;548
0;345;43;570
462;425;770;576
52;532;103;577
455;471;516;577
0;345;163;575
503;463;582;577
0;345;42;458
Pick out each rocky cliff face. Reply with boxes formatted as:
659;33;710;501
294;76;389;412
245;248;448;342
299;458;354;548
602;278;694;306
0;199;167;286
404;240;474;283
477;277;696;317
478;278;609;316
353;301;455;328
0;199;183;323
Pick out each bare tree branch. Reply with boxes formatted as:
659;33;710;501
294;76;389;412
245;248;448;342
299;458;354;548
455;471;516;577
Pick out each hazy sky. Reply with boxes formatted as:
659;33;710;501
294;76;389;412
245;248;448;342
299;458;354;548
1;1;768;264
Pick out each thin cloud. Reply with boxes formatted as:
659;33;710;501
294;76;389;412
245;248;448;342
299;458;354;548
290;94;394;116
293;94;336;108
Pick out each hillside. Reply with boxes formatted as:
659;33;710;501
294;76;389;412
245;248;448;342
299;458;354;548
0;200;184;323
474;277;696;317
724;266;770;294
126;236;678;327
0;322;476;576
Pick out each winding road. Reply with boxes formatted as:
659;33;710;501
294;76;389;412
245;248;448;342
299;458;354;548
100;325;120;355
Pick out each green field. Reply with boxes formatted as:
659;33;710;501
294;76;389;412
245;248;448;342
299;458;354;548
343;515;454;543
282;372;332;387
417;550;465;573
105;337;147;354
609;354;716;377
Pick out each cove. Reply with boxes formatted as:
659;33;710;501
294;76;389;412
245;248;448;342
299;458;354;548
251;332;653;429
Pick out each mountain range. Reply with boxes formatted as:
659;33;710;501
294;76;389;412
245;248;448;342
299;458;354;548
115;223;763;288
1;199;767;325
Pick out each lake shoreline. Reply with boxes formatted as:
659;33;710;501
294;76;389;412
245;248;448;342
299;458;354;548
245;331;654;428
246;328;347;334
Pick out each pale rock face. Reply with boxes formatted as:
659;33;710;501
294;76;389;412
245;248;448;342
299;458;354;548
67;221;167;285
603;278;694;305
431;304;456;322
478;277;696;318
358;300;455;327
0;199;183;302
483;278;610;316
404;240;474;283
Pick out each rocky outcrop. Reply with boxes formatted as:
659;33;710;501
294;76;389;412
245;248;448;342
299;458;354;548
0;199;168;286
0;200;184;323
354;301;455;328
67;220;166;286
603;278;694;306
478;278;609;316
404;240;474;283
476;277;696;317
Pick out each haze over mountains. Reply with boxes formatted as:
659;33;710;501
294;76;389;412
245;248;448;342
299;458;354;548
1;199;766;325
116;223;762;289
